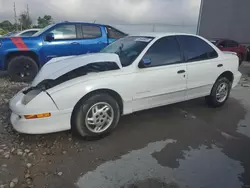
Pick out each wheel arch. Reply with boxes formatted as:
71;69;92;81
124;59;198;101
217;71;234;83
5;51;39;69
70;88;124;128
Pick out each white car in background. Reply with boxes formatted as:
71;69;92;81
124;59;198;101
9;33;241;139
14;29;40;37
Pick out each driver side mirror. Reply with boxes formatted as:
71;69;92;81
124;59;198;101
45;33;54;42
139;57;152;68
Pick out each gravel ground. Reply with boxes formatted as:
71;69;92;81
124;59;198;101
0;63;250;188
0;76;87;188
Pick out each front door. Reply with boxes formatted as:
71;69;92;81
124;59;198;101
42;24;81;63
133;36;187;112
177;35;225;100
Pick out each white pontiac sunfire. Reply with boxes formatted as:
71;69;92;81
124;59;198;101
9;33;241;139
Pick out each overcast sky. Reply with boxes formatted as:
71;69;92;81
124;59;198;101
0;0;201;26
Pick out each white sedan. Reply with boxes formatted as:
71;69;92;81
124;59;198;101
9;33;241;139
14;29;40;37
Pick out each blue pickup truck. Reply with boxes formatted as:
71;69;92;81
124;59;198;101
0;22;126;81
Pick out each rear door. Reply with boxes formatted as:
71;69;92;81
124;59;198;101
79;24;108;54
177;35;224;100
42;23;81;63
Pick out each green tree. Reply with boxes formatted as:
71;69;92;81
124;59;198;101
0;20;13;32
0;28;7;35
19;12;32;30
37;15;53;28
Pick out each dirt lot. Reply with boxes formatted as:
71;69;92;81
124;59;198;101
0;63;250;188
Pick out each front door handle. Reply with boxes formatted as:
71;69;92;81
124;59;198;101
217;64;223;67
71;42;80;45
177;70;186;74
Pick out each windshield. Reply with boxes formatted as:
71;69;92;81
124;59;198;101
101;36;154;67
33;24;55;36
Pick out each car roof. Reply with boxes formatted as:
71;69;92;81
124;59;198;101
211;38;238;42
56;21;107;27
129;32;198;38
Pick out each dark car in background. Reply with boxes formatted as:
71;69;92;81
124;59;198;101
210;39;248;65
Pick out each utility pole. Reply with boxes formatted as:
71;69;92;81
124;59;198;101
26;4;29;19
13;2;18;31
26;4;30;29
196;0;204;35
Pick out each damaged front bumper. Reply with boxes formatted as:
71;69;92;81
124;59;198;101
9;87;72;134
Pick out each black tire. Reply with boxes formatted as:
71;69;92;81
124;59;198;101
72;93;120;139
205;77;232;108
8;56;38;82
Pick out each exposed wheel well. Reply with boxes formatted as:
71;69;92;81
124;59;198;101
5;51;39;69
70;89;124;127
217;71;234;83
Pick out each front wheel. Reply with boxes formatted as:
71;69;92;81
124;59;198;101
73;93;120;139
8;56;38;82
205;77;231;108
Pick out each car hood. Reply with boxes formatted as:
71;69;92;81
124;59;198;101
32;53;122;86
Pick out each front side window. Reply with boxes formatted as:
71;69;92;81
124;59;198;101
101;36;153;67
50;24;76;40
142;36;182;67
177;35;218;62
82;25;102;39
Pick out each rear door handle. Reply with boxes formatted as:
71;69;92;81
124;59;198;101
217;64;223;67
177;70;186;74
71;42;80;45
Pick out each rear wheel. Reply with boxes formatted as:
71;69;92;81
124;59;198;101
205;77;231;107
72;93;120;139
8;56;38;82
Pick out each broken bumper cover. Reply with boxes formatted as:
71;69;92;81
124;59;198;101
9;88;72;134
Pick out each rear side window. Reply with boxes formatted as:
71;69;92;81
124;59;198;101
143;36;182;67
82;25;102;39
177;35;218;62
107;26;126;39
